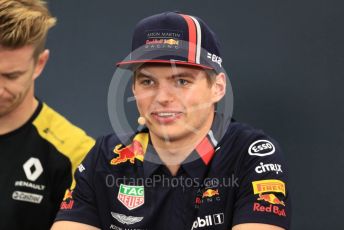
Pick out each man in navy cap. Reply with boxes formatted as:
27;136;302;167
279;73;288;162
52;12;291;230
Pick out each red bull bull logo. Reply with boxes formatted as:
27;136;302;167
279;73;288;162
110;133;148;165
202;189;219;198
252;179;286;207
165;39;179;45
258;193;285;206
62;189;73;201
195;188;221;208
60;189;74;210
145;38;179;45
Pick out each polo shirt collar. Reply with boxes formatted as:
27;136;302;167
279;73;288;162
143;142;164;178
142;113;228;179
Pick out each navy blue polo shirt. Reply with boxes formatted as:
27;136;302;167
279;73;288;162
55;118;291;230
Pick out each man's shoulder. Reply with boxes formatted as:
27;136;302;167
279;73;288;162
220;120;280;156
226;120;267;142
32;102;95;157
92;132;136;157
95;132;124;153
33;102;83;131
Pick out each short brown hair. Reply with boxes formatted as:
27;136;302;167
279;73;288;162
204;69;217;86
0;0;56;60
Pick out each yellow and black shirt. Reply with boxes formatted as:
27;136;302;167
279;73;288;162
0;101;95;230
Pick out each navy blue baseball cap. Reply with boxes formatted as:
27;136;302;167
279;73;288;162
117;11;223;72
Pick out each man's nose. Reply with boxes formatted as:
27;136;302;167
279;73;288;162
155;84;175;105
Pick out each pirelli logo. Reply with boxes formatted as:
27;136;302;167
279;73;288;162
252;179;286;196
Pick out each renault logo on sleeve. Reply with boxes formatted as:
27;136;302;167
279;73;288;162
23;157;43;181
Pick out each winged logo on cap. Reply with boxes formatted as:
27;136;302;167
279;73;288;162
111;212;144;225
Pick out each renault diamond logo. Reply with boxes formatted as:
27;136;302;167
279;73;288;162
23;157;43;181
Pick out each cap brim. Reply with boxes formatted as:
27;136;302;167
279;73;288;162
116;59;213;70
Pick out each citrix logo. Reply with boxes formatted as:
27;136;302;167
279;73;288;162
191;213;224;229
255;162;283;174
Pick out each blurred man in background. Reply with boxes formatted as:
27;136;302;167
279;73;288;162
0;0;95;229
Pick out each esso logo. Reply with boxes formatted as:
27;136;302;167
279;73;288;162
248;140;275;157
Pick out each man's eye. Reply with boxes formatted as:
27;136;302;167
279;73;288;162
176;79;189;86
140;79;154;86
4;74;20;79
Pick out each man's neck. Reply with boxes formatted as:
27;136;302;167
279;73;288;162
153;140;198;176
150;114;214;176
0;96;38;135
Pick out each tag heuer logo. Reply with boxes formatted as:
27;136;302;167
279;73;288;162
117;184;144;210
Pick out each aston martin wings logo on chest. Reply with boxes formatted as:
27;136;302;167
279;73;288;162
111;212;144;225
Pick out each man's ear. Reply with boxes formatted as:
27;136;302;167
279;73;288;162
33;49;49;80
211;72;226;103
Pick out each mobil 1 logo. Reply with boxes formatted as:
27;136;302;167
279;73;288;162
191;213;224;229
248;140;275;157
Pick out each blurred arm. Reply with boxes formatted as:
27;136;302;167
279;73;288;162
232;223;285;230
51;221;100;230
